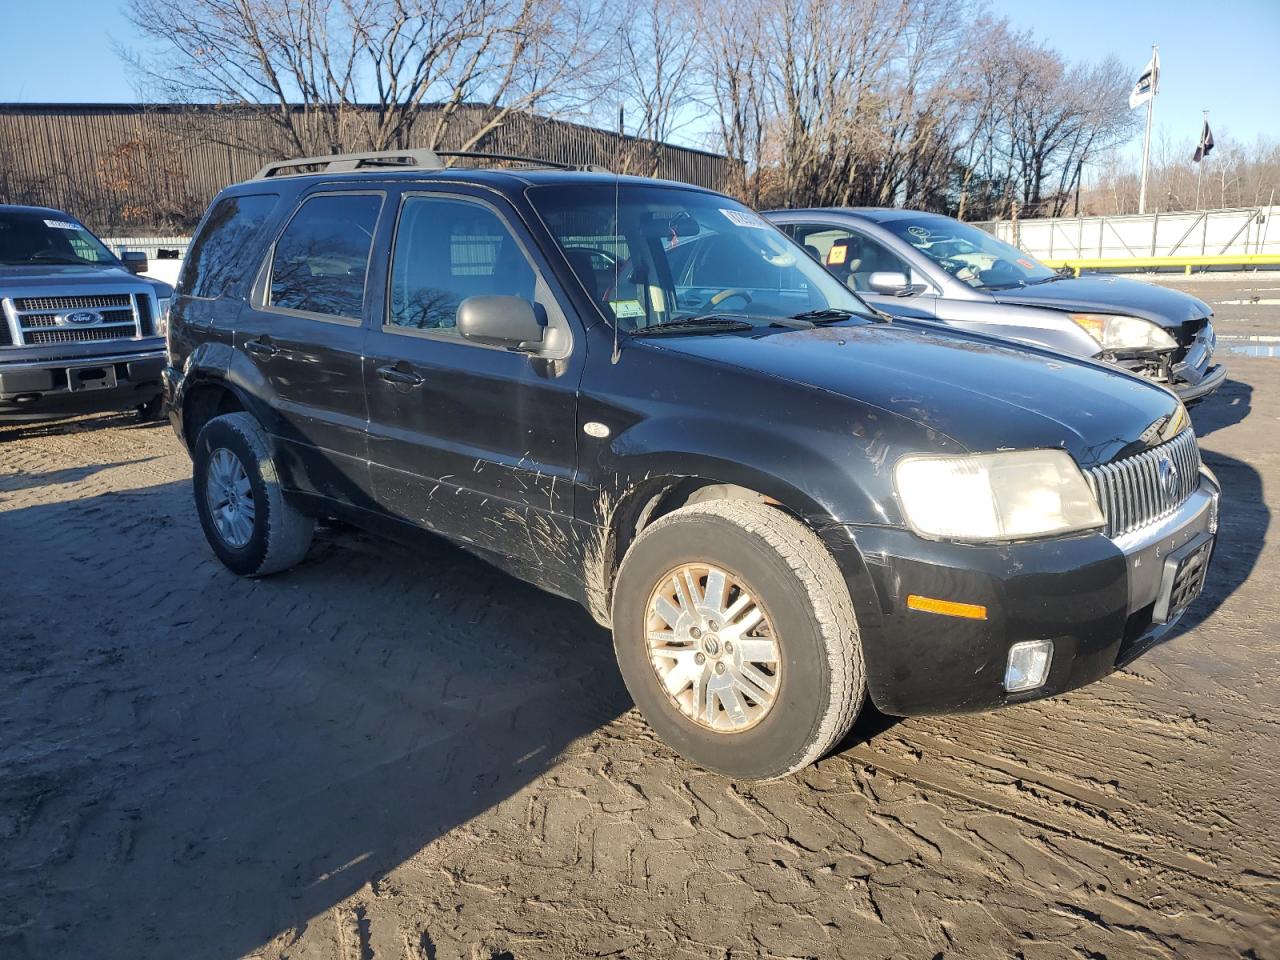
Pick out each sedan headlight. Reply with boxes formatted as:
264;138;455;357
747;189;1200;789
1069;313;1176;352
894;449;1104;541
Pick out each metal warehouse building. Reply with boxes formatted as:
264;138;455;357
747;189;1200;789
0;103;735;234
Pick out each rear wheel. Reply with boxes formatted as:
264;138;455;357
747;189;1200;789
192;412;314;576
611;499;865;779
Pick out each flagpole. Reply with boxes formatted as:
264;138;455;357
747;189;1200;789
1196;110;1208;210
1137;43;1157;214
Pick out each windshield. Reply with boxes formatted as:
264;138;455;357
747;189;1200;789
880;215;1057;290
0;210;118;267
529;184;875;331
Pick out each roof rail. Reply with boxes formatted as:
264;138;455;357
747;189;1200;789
436;150;609;173
253;148;443;179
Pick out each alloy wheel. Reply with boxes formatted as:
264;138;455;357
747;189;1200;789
204;447;256;548
645;562;782;732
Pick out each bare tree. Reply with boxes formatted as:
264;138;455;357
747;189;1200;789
122;0;610;157
611;0;701;175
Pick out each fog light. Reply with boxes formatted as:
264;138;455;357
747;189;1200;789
1004;639;1053;692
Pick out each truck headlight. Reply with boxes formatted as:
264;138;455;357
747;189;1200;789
156;297;171;337
894;449;1104;541
1069;313;1176;352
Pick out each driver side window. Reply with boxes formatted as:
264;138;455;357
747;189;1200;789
791;224;912;293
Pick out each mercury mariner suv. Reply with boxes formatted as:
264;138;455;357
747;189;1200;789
0;204;171;422
166;150;1220;780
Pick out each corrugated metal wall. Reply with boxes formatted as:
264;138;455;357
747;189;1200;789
0;103;736;233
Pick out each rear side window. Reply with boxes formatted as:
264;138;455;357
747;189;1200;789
181;194;279;298
387;196;536;332
269;193;383;320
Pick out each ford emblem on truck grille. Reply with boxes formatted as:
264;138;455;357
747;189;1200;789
62;310;102;326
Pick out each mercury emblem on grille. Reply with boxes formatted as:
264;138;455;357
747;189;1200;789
1158;455;1179;497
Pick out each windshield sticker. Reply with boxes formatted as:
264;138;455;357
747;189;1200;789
609;299;646;319
826;244;847;265
908;225;930;239
43;219;79;230
1016;257;1036;269
719;208;769;230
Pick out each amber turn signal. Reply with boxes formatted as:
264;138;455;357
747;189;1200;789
906;594;988;620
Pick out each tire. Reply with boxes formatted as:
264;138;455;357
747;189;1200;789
136;394;166;422
611;499;865;780
192;412;314;576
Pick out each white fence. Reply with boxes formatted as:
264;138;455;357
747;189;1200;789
974;207;1280;261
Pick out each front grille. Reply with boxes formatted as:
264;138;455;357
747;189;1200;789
1085;429;1201;538
21;308;136;328
1174;317;1208;348
14;294;132;311
22;327;137;345
5;291;145;347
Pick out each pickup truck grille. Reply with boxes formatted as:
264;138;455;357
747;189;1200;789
4;292;151;346
1085;429;1201;538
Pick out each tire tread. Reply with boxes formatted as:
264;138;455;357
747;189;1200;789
624;499;865;778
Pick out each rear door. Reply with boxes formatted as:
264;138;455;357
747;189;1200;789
235;189;384;507
363;188;583;572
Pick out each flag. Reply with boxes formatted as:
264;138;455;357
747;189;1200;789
1193;120;1215;162
1129;50;1160;109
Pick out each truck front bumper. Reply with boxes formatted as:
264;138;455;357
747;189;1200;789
0;347;165;421
825;469;1220;716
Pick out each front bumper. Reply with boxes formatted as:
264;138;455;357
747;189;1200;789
0;346;165;421
828;470;1219;716
1118;321;1225;404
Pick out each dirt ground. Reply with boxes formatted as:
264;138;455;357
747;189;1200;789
1;275;1277;960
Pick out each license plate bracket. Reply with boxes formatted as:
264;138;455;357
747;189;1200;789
67;365;118;393
1152;532;1213;624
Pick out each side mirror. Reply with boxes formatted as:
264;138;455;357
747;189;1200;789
457;295;545;351
867;271;911;296
121;250;149;275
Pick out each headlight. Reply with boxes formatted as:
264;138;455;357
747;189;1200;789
156;297;171;338
894;449;1104;541
1069;313;1176;351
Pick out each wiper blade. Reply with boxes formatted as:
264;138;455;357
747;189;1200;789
1026;274;1068;285
788;307;865;325
630;315;754;337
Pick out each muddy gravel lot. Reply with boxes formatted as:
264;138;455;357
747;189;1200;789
1;275;1277;959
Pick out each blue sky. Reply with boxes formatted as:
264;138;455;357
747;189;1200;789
4;0;1277;160
987;0;1280;158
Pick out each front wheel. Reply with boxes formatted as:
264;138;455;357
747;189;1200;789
611;499;865;780
192;412;314;576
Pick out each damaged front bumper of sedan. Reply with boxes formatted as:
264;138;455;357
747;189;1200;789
1109;319;1225;404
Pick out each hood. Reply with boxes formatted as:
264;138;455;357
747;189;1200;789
646;320;1181;468
0;263;173;297
990;274;1210;328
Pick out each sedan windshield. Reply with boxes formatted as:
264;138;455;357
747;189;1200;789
529;184;876;332
881;215;1058;290
0;210;118;267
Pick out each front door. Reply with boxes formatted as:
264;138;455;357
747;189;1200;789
363;189;583;579
787;222;937;319
235;190;385;507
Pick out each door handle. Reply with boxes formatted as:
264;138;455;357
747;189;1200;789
376;363;425;388
244;337;279;359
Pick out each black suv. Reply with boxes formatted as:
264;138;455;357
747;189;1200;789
167;150;1220;780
